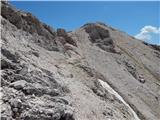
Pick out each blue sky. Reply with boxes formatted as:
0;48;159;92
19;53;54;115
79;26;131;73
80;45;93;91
10;1;159;44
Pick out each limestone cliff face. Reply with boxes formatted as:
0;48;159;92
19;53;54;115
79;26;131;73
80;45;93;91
1;2;160;120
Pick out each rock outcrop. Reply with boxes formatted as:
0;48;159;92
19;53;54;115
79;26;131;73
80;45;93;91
1;2;160;120
83;23;116;53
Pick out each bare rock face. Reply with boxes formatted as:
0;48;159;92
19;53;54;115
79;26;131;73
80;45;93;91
1;1;57;51
1;2;56;38
57;28;77;47
1;46;74;120
83;23;116;53
143;41;160;52
1;2;160;120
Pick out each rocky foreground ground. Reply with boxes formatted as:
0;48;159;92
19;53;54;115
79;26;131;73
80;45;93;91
1;2;160;120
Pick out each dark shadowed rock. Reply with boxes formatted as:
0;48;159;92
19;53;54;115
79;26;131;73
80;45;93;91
1;48;19;63
57;28;77;47
83;23;117;53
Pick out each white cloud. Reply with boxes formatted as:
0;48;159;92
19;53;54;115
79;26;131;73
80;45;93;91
135;26;160;42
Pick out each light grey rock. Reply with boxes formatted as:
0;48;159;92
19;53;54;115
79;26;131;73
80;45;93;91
10;80;28;90
1;2;160;120
9;98;22;109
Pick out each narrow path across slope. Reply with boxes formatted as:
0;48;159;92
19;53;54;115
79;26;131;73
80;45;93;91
98;79;141;120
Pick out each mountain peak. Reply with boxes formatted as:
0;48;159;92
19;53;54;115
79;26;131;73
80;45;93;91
1;2;160;120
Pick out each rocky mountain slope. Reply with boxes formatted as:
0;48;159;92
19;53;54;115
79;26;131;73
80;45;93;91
1;2;160;120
